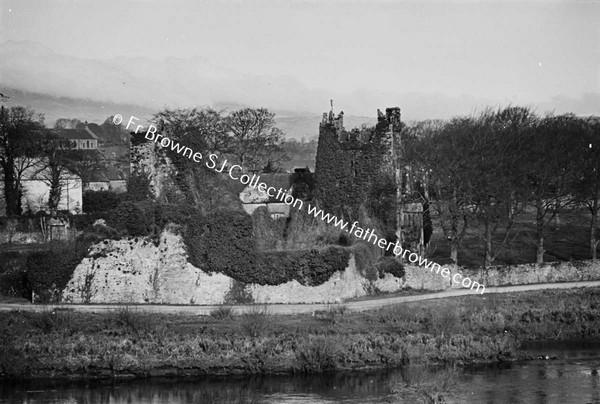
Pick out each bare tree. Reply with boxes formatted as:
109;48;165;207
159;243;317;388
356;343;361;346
469;107;536;267
33;132;76;213
572;116;600;259
522;114;583;264
62;149;106;184
0;106;45;216
54;118;84;130
225;108;287;171
406;118;475;265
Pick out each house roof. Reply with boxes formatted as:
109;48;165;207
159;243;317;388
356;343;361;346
85;124;103;139
57;128;98;140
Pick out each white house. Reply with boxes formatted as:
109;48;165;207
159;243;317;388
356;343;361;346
20;159;83;214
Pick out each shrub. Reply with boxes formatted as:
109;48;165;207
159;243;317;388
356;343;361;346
153;203;195;229
0;216;41;233
126;171;152;202
185;210;257;277
210;306;235;320
224;280;254;304
184;210;351;286
252;207;286;250
295;336;340;372
111;306;154;333
375;256;405;279
82;190;119;213
107;201;152;236
0;266;29;299
283;207;343;249
425;305;462;337
241;305;270;337
32;308;75;334
289;168;315;201
366;172;398;242
259;246;350;286
352;241;379;274
26;240;90;303
314;304;348;324
71;212;109;231
0;251;27;275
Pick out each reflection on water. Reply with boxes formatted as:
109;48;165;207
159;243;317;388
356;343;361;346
451;341;600;404
0;372;397;404
1;341;600;404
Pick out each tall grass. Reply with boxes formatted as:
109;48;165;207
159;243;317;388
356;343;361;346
210;306;235;320
295;335;341;372
32;307;75;334
241;305;271;337
111;305;155;333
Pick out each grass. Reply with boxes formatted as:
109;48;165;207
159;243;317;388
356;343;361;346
110;305;157;333
1;287;600;379
241;305;270;337
32;307;75;334
210;305;235;320
428;207;599;268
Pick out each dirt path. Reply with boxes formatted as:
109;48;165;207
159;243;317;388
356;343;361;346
2;281;600;316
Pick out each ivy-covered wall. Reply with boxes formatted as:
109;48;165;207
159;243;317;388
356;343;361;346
184;210;351;286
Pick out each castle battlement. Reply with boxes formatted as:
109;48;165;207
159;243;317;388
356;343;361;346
320;106;401;147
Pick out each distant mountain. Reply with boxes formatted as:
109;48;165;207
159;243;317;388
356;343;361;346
0;88;377;141
0;87;155;128
275;114;377;141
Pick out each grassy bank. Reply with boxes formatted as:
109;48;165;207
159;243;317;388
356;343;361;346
1;287;600;380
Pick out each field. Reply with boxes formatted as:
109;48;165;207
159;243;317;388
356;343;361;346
427;206;597;268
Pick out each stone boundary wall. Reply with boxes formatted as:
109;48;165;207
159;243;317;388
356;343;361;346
403;260;600;292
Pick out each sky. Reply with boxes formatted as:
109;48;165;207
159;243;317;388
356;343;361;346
0;0;599;120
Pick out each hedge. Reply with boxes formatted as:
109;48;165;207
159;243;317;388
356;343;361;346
106;201;152;237
375;256;405;279
0;251;29;298
183;209;352;286
26;241;91;303
185;210;257;280
259;246;350;286
82;190;120;213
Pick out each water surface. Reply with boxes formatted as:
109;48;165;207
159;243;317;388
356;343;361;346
2;341;600;403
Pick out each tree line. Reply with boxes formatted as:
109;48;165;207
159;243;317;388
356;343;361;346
0;106;109;216
403;106;600;266
1;105;293;217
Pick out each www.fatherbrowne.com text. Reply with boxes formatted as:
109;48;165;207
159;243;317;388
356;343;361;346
123;115;485;294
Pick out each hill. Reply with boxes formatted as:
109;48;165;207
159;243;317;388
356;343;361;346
0;88;376;141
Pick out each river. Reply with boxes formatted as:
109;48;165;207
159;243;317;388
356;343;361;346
1;341;599;403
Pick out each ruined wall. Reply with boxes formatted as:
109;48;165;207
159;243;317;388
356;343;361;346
61;229;404;304
61;228;600;303
130;134;173;199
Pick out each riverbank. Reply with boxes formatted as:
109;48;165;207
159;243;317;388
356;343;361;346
1;287;599;380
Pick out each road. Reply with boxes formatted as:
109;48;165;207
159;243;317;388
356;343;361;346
1;280;599;316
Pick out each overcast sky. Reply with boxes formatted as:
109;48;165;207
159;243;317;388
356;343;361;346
0;0;598;119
